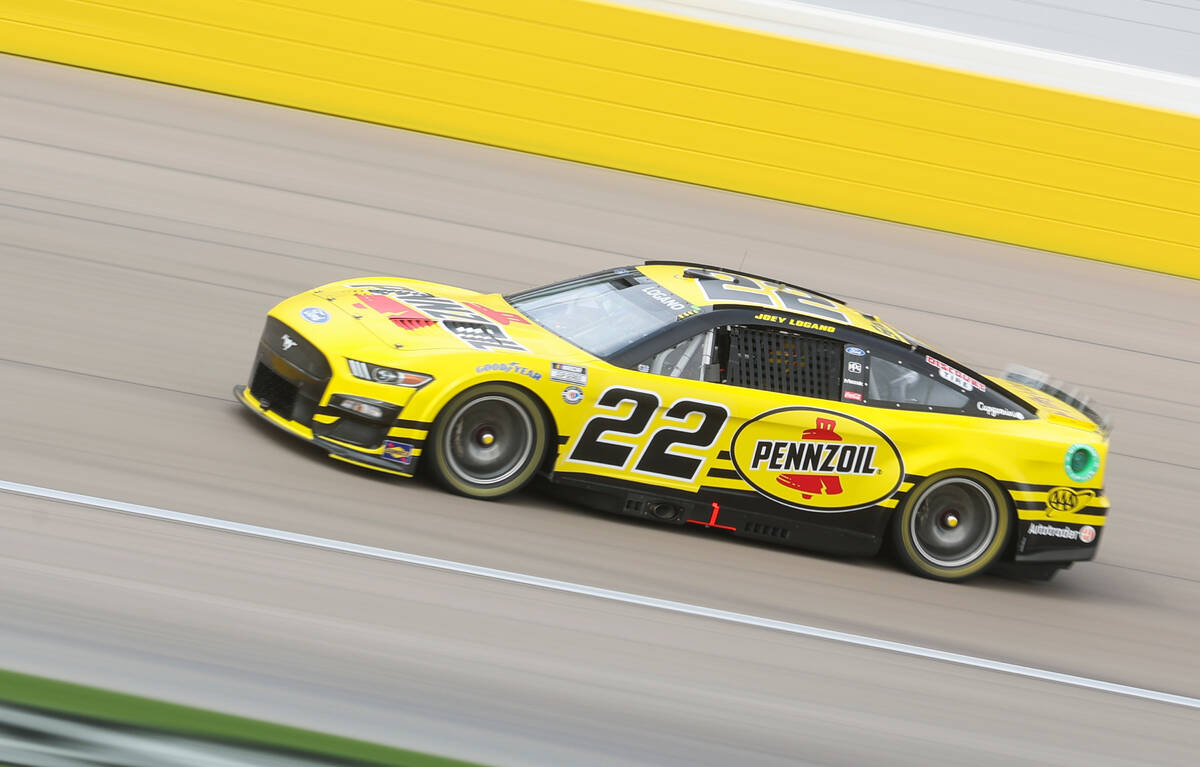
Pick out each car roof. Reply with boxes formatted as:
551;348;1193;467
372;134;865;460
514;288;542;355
637;261;915;345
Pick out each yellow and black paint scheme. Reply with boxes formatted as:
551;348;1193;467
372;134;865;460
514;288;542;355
235;262;1110;581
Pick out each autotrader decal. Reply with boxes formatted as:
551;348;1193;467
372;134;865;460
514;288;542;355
731;406;903;512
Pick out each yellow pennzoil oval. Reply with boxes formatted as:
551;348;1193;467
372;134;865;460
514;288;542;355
731;407;904;512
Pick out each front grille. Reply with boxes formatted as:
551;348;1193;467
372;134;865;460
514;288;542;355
324;418;390;448
261;317;331;380
727;326;841;399
250;363;297;419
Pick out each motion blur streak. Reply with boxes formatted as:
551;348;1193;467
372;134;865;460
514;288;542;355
4;477;1199;712
3;53;1200;766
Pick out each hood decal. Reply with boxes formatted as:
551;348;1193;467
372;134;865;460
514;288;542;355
346;283;528;352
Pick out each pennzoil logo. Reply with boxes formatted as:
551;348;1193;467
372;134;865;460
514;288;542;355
731;407;903;512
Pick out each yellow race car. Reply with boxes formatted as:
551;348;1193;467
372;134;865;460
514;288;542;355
235;262;1110;581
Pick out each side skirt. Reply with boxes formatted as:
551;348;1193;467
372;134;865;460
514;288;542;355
546;472;886;558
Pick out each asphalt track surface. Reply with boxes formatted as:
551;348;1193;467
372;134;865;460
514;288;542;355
1;54;1199;765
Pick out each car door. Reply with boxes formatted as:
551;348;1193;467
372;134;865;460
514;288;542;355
556;319;904;513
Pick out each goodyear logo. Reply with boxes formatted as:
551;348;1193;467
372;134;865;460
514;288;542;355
731;407;903;512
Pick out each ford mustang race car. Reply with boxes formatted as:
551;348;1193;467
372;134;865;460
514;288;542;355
235;262;1111;581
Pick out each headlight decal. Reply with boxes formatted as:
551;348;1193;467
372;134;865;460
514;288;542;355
346;359;432;388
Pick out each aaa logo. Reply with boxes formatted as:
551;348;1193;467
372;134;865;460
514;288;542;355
1046;487;1095;515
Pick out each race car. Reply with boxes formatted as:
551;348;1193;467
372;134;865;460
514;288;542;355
234;262;1111;581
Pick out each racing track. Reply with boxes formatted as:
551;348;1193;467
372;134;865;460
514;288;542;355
2;53;1199;765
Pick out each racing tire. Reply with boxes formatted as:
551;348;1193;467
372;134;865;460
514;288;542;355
891;470;1012;582
427;383;549;500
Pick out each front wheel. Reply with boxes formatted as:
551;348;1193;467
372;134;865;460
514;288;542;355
426;383;549;499
891;471;1012;582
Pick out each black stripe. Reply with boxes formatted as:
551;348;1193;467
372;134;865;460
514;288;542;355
1000;480;1104;495
1015;501;1108;516
557;434;570;445
903;474;925;485
395;418;431;430
706;467;741;480
717;450;731;461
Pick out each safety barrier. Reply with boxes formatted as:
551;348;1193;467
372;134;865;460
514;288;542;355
2;0;1197;277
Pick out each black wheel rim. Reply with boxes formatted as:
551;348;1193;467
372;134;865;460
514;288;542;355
910;477;998;568
444;395;534;485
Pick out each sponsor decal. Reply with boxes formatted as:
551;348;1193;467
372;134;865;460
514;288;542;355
754;313;836;334
381;440;414;465
843;378;865;387
346;284;527;353
637;363;650;373
977;402;1024;419
847;361;863;374
462;302;528;326
846;347;866;357
550;362;588;386
1046;486;1095;515
640;285;689;312
843;391;863;402
300;307;330;324
730;407;903;512
562;386;584;405
868;320;908;343
925;355;986;392
280;334;298;351
476;361;542;381
1027;522;1095;543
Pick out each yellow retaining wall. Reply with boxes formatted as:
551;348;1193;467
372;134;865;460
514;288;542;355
2;0;1197;278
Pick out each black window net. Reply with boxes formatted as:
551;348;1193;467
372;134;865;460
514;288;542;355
726;326;842;399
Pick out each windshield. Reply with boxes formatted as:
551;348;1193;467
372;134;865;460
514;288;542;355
508;273;692;357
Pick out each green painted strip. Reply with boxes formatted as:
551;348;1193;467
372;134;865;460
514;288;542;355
0;668;484;766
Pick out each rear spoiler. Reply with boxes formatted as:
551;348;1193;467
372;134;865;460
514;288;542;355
1004;365;1112;436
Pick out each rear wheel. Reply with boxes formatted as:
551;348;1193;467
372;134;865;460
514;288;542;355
427;383;548;499
891;471;1011;582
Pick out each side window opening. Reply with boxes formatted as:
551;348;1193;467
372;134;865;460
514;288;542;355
725;325;842;399
637;325;843;402
868;356;969;408
642;330;712;381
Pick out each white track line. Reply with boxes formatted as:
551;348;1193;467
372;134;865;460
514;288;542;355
4;478;1198;711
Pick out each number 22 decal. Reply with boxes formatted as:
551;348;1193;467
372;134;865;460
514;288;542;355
567;387;728;482
690;270;849;324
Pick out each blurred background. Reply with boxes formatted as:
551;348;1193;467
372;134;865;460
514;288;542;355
1;1;1198;765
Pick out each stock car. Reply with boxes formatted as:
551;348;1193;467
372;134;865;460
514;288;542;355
235;262;1111;581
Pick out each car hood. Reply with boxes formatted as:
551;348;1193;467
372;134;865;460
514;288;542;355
304;277;587;358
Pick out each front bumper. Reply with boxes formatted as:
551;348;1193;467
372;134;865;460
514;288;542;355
235;385;422;477
236;318;428;477
1013;519;1102;563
